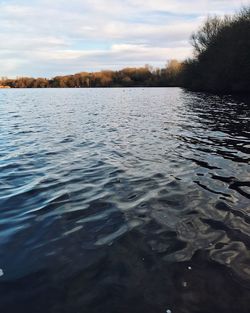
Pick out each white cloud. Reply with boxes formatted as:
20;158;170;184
126;0;250;15
0;0;248;76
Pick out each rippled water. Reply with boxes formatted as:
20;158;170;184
0;88;249;313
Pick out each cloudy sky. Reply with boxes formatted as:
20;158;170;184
0;0;249;77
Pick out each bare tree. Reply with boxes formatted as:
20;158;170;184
190;16;231;55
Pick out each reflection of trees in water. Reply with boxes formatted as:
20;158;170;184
178;91;250;163
182;92;250;136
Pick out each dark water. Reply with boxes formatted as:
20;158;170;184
0;88;249;313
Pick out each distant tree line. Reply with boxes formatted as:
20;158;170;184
1;6;249;93
0;61;183;88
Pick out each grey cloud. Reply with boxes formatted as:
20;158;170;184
0;0;247;76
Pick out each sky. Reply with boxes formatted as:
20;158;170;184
0;0;249;77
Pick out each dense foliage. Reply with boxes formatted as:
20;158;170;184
181;7;250;93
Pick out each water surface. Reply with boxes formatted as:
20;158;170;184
0;88;249;313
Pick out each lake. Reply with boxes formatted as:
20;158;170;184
0;88;249;313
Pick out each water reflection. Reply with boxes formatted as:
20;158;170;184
0;88;249;313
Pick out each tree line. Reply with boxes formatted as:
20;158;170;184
0;61;182;88
180;6;250;93
1;6;249;93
